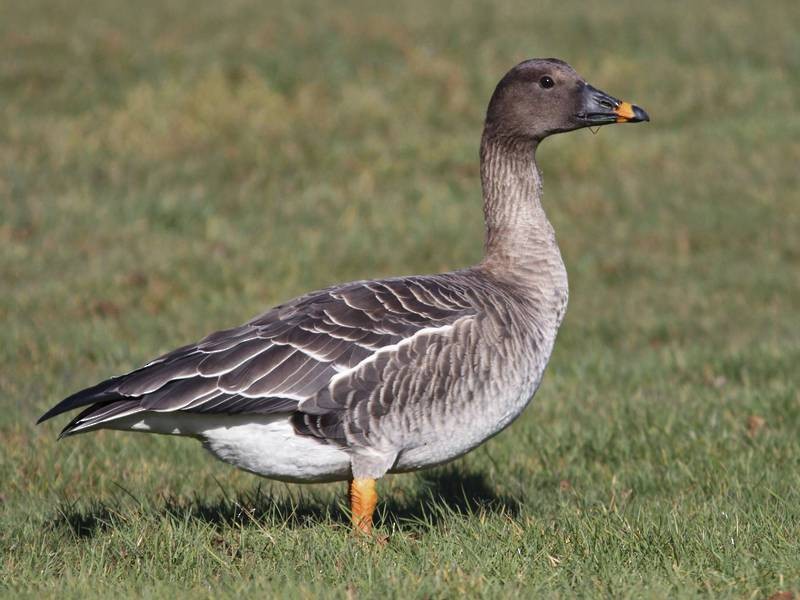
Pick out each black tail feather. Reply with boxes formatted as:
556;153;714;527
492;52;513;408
37;377;124;424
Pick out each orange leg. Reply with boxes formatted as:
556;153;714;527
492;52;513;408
349;478;377;534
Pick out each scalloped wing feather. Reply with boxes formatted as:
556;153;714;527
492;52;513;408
39;275;478;438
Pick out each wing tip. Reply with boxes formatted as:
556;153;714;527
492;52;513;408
37;403;71;425
37;399;89;426
57;421;88;439
37;379;124;426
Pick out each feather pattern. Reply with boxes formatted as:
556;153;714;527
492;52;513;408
41;276;478;438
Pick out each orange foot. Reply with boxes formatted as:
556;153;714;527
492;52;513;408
349;478;377;534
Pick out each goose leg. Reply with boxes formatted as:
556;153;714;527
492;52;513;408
349;478;377;534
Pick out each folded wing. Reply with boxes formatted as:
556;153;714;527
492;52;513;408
39;276;477;438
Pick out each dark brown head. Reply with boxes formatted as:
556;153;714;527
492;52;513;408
485;58;649;141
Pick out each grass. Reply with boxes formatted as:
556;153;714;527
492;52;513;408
2;0;799;597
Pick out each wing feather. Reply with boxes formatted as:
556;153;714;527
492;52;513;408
197;338;271;376
39;275;479;437
218;345;297;391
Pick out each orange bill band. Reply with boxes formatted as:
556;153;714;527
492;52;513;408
614;101;638;122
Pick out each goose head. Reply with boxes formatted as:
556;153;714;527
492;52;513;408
485;58;649;141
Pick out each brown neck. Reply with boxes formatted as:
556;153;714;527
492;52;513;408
478;130;563;283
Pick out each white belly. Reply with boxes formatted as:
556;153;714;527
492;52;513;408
111;413;352;483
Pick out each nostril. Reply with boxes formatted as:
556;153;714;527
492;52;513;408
592;94;616;111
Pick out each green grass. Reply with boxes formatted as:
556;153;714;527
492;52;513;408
2;0;800;597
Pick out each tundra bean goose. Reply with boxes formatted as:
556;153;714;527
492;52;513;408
39;58;649;533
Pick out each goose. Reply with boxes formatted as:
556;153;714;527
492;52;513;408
39;58;649;534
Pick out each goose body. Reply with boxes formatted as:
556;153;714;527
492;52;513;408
40;58;648;531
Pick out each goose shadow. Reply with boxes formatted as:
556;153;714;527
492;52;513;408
48;501;120;539
49;467;521;538
382;468;522;527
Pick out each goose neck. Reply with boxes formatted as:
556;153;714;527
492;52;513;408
478;132;561;277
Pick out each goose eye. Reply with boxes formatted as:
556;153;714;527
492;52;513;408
540;76;555;89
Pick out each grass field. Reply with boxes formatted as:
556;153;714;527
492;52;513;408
2;0;800;597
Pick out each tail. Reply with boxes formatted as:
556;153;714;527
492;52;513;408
37;375;147;438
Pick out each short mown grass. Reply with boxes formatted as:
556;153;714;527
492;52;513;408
2;0;799;597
